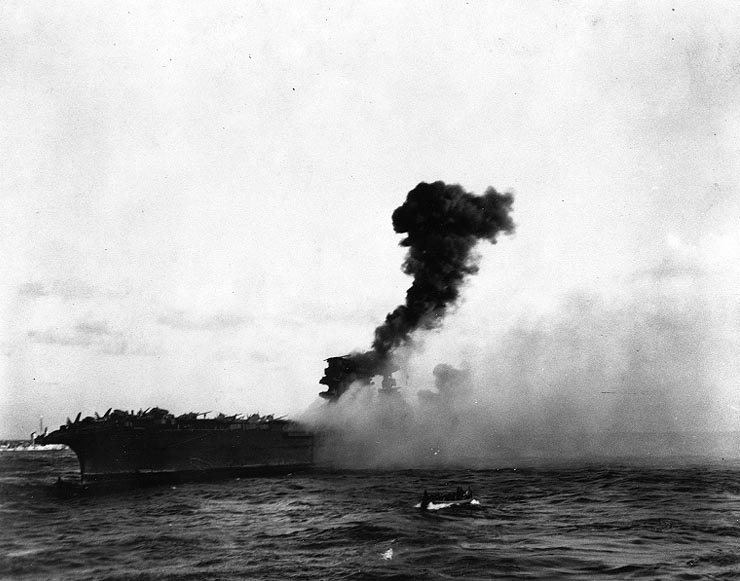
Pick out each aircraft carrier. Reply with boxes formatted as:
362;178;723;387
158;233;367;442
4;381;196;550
37;407;314;485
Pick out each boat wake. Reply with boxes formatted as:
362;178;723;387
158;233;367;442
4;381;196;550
414;498;480;511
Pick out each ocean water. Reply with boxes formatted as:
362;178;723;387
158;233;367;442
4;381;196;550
2;450;740;580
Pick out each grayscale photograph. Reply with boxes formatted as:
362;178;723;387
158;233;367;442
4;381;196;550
2;2;739;579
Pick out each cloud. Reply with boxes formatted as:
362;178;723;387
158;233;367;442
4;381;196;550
98;336;156;357
75;320;111;336
18;279;96;300
27;318;156;356
17;282;47;298
640;257;704;282
157;309;248;331
247;350;273;363
274;302;383;330
27;328;92;347
635;237;706;282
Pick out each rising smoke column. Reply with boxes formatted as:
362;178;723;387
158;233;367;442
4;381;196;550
319;181;515;400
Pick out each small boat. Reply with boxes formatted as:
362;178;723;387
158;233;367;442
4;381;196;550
418;487;475;510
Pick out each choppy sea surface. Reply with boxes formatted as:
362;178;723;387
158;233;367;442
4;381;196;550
3;450;740;580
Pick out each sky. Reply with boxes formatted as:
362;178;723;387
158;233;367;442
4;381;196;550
2;2;739;445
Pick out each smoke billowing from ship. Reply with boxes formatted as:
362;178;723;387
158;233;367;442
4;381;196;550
319;181;515;400
303;284;735;468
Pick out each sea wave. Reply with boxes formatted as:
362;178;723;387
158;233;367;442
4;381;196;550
2;453;740;579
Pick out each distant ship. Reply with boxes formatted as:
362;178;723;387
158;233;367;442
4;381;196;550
36;407;314;485
0;416;66;452
0;440;66;452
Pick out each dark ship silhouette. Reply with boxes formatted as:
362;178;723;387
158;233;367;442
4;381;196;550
37;407;313;485
38;182;514;486
39;355;394;486
319;355;400;400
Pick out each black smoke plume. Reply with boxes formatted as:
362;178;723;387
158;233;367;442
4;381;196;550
319;181;515;400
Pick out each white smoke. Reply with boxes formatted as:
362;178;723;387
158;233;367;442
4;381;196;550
302;234;740;467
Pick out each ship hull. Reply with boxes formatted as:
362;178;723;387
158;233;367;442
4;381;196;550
40;418;314;485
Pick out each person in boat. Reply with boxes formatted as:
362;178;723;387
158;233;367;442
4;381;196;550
420;487;474;508
421;490;431;509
